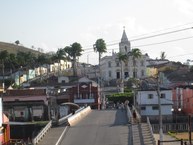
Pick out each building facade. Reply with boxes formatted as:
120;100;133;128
172;85;193;115
100;30;149;83
67;77;101;109
136;89;173;122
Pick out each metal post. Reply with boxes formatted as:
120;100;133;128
189;115;192;145
2;60;4;92
180;139;183;145
157;72;163;144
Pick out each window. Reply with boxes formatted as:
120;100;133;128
141;106;146;110
141;70;144;76
108;71;112;77
108;61;111;67
133;69;137;78
125;46;127;52
116;72;120;79
141;61;144;66
124;72;129;78
160;93;166;99
148;94;153;99
116;62;120;67
152;106;159;110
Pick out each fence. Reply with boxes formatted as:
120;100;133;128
32;121;52;145
158;139;183;145
151;123;191;133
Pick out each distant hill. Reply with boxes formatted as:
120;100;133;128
0;41;41;56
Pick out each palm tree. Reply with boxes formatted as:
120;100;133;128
93;39;107;86
93;39;107;66
64;42;83;76
160;51;166;60
128;48;142;78
53;48;66;76
117;52;128;93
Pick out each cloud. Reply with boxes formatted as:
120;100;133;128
174;0;193;17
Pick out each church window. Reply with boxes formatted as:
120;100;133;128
116;72;120;79
124;72;129;78
125;46;127;52
108;61;111;67
133;69;137;78
108;71;112;77
141;70;145;76
141;61;144;66
116;62;120;67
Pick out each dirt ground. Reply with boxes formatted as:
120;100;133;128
173;132;193;140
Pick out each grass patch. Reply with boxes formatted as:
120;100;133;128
168;131;193;141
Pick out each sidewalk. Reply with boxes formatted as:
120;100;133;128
154;133;182;145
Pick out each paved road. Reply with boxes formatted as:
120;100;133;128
60;109;131;145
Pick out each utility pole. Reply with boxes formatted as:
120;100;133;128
157;72;163;144
188;115;192;145
2;60;4;92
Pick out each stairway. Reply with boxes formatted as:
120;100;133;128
132;123;156;145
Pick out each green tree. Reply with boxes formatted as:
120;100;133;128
160;51;166;60
0;50;9;88
15;40;20;45
52;48;66;75
93;39;107;86
93;39;107;66
117;52;128;93
128;48;142;78
64;42;83;76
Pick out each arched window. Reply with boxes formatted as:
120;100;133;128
125;46;127;52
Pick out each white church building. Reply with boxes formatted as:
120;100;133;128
100;29;149;83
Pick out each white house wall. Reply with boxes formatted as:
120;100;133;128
137;90;173;116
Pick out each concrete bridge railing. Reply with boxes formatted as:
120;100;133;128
32;120;52;145
67;106;92;126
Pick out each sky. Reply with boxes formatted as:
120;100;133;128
1;0;193;65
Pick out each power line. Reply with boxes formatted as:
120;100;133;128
82;22;193;49
132;35;193;48
131;27;193;42
82;26;193;51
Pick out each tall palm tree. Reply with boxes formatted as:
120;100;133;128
129;48;142;78
93;39;107;85
64;42;83;76
117;52;128;93
53;48;66;76
93;39;107;66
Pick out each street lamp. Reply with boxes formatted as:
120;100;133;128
171;107;181;133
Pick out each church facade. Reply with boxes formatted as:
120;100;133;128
100;30;149;83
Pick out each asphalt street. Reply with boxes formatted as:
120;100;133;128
60;109;131;145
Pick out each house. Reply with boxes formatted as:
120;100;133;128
67;77;101;109
172;85;193;115
0;97;10;145
136;88;173;123
2;89;57;122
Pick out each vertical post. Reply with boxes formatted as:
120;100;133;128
180;139;183;145
189;115;192;145
77;81;79;99
157;72;163;144
2;60;4;92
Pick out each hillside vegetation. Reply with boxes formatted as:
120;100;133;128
0;41;41;56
